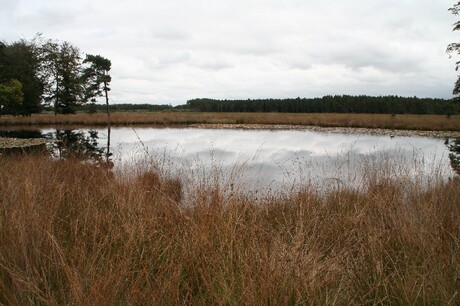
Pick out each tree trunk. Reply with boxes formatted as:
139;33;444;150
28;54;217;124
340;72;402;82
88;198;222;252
54;78;59;116
104;81;110;119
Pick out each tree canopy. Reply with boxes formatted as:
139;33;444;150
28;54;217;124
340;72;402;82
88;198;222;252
82;54;112;116
0;37;43;115
0;35;112;115
0;79;24;116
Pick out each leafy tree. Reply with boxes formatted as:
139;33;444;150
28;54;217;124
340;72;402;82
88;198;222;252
82;54;112;117
42;41;84;114
447;1;460;95
40;40;60;113
1;35;112;115
0;37;44;115
0;79;24;116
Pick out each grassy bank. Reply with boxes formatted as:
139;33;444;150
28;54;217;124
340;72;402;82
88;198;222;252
0;154;459;304
0;112;459;131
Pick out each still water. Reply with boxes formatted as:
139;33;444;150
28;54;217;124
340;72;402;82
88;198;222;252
2;127;459;192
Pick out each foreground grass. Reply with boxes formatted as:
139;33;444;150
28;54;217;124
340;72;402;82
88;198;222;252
0;154;459;304
0;112;459;131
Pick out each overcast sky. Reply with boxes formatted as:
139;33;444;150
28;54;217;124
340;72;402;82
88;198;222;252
1;0;458;105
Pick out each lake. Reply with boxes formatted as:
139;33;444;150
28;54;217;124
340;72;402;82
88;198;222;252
1;127;458;193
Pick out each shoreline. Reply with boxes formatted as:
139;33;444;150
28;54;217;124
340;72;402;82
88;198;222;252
190;123;460;138
0;124;459;142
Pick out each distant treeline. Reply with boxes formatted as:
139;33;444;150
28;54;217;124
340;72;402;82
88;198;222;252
185;96;459;115
33;95;460;116
78;103;174;113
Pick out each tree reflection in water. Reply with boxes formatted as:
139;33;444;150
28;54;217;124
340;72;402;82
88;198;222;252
0;130;44;139
46;127;113;169
0;127;113;168
446;138;460;176
2;128;460;178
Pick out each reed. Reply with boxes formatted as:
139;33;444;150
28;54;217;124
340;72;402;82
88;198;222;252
0;112;459;131
0;154;458;304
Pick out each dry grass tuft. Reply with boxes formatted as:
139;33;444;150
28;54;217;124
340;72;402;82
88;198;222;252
0;154;459;304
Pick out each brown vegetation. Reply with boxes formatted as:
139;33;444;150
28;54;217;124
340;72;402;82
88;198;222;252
0;154;459;304
0;112;459;131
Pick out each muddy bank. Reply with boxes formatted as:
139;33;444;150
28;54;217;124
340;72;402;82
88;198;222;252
191;123;460;138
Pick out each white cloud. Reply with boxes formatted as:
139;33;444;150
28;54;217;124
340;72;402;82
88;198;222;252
1;0;458;104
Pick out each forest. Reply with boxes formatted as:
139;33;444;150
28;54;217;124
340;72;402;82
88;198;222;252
61;96;460;115
76;103;174;113
184;96;459;115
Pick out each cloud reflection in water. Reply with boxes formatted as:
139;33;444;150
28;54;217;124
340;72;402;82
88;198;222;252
104;127;454;193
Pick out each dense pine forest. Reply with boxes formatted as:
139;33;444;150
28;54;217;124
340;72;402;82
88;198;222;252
77;95;460;115
40;95;460;115
184;96;459;115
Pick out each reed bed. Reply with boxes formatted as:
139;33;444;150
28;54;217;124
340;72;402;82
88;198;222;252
0;154;459;305
0;112;459;131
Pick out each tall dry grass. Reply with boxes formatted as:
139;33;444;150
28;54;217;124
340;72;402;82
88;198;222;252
0;112;459;131
0;154;459;304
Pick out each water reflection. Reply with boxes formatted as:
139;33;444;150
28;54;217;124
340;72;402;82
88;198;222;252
107;127;457;192
0;128;112;164
45;128;113;168
0;127;458;191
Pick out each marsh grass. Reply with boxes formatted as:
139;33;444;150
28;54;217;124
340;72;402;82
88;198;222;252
1;112;459;131
0;153;459;304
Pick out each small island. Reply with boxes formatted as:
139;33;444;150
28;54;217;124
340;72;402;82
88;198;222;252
0;137;50;148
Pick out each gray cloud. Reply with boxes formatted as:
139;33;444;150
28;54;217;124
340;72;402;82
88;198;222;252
156;52;192;68
193;58;234;71
151;29;191;42
0;0;457;104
